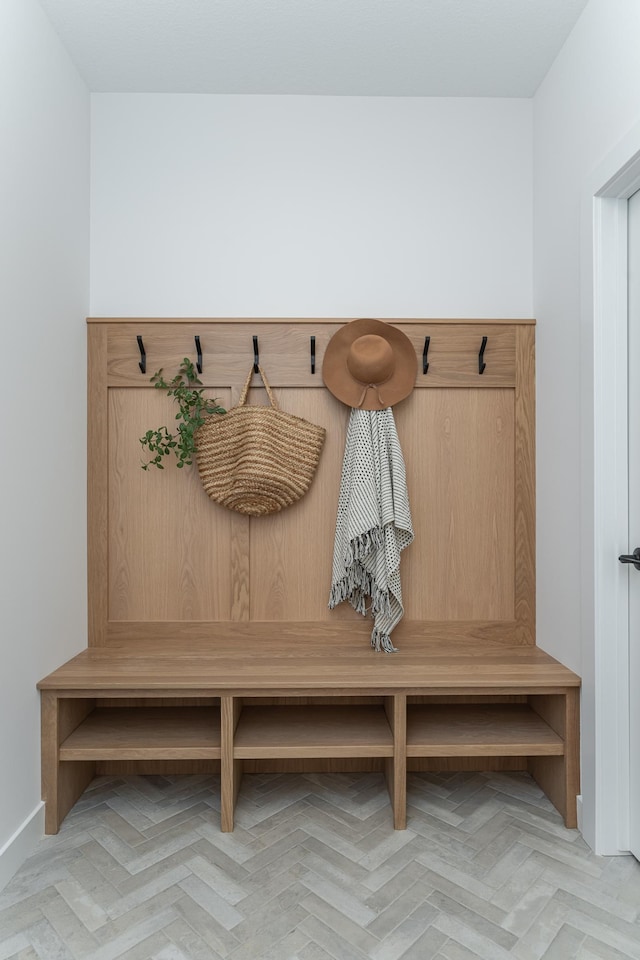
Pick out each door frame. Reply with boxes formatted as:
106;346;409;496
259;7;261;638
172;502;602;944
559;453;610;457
582;125;640;854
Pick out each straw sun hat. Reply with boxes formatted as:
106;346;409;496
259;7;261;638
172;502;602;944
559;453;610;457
322;319;418;410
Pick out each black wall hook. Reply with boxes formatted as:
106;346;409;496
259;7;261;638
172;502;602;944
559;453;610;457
310;336;316;374
478;336;487;375
137;335;146;374
423;336;431;375
194;335;202;374
253;335;260;373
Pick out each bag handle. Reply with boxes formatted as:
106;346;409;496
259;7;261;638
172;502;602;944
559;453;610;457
238;365;280;410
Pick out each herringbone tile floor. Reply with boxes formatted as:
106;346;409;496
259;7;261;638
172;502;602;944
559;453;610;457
1;772;639;959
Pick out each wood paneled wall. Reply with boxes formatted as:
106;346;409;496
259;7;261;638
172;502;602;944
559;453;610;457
89;319;535;647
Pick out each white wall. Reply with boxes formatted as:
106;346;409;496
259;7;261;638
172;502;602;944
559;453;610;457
90;95;532;318
0;0;89;887
533;0;640;850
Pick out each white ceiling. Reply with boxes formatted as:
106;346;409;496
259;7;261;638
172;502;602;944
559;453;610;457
38;0;589;97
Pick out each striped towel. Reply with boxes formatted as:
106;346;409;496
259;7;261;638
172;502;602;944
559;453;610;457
329;407;414;652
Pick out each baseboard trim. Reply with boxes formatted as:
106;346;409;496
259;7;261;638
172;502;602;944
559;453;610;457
0;803;45;893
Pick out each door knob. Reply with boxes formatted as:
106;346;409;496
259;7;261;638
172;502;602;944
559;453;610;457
619;547;640;570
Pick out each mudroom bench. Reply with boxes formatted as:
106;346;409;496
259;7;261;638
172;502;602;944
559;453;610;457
38;635;580;835
38;318;581;837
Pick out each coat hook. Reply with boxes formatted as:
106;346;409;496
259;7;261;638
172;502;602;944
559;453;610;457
478;336;487;375
422;336;430;375
253;335;260;373
310;336;316;374
194;335;203;374
137;335;146;374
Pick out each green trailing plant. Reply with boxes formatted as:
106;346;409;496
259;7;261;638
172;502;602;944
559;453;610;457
140;358;225;470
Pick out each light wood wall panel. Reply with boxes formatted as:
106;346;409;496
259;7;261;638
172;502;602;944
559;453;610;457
398;388;515;620
92;319;533;645
108;387;233;621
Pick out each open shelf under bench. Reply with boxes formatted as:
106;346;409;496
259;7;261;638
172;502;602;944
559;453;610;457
59;706;221;760
234;705;394;758
406;703;564;757
38;637;581;835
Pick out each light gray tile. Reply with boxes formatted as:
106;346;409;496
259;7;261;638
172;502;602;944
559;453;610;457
490;853;547;911
174;894;240;956
299;870;377;927
300;838;370;887
517;833;602;879
110;930;172;960
369;914;440;960
501;880;557;937
404;818;480;861
298;914;370;960
578;934;638;959
241;926;309;960
0;896;50;942
184;856;246;906
556;900;640;959
16;918;75;960
356;828;418;871
297;942;335;960
178;876;244;931
432;913;516;960
53;879;109;933
541;861;638;922
107;864;193;921
427;890;516;950
294;821;364;864
222;905;309;960
367;881;437;940
510;899;575;960
236;870;309;920
300;892;379;956
437;939;484;960
540;924;586;959
417;868;507;926
240;829;310;874
365;859;431;915
163;916;225;960
414;851;496;902
362;843;424;893
151;944;192;960
39;894;101;957
398;924;449;960
0;934;29;960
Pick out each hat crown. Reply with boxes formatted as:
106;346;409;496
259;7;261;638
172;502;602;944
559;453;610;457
346;334;395;385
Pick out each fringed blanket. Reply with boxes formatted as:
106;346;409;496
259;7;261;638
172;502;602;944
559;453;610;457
329;407;414;652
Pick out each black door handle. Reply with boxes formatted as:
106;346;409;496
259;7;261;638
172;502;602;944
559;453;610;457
619;547;640;570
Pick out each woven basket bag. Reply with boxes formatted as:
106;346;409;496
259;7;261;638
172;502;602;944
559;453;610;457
195;365;326;516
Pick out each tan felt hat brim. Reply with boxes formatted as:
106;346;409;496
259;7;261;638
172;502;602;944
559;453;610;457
322;319;418;410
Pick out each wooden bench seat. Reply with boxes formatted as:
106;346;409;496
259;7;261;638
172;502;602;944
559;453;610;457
38;638;580;835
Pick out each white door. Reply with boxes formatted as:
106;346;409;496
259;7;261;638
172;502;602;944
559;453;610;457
627;187;640;860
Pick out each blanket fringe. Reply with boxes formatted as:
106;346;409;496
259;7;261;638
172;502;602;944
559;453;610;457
371;628;398;653
329;563;391;618
345;528;383;565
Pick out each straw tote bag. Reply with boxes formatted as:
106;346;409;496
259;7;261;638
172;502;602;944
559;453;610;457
195;365;326;516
